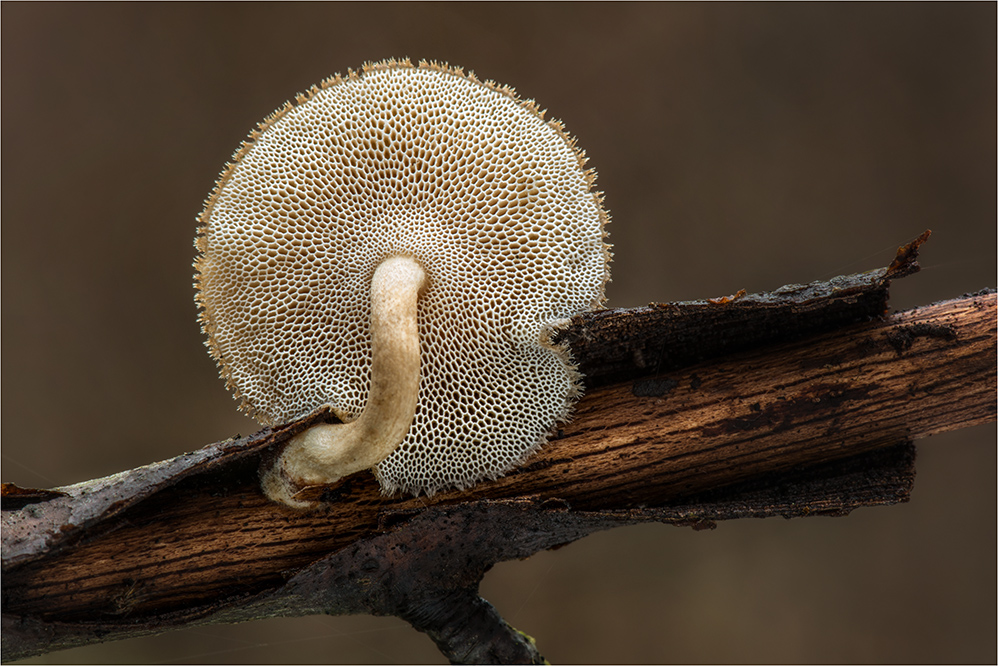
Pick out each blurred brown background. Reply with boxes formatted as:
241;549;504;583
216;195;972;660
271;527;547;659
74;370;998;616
3;3;995;664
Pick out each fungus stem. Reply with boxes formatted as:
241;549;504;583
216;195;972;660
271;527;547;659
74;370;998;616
262;256;426;508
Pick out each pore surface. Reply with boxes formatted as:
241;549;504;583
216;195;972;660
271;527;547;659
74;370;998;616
197;62;609;494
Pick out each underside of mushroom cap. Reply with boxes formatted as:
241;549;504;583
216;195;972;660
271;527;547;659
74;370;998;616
195;59;611;495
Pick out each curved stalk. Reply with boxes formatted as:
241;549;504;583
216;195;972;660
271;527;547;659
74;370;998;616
262;256;426;508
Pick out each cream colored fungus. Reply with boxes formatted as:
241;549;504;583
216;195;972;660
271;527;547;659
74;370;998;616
195;59;610;497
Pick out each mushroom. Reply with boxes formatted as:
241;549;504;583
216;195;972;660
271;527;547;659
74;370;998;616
194;59;610;507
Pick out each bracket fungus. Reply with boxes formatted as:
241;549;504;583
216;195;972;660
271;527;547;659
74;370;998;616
194;59;610;506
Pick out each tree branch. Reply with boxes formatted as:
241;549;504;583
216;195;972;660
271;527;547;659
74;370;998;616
3;233;995;663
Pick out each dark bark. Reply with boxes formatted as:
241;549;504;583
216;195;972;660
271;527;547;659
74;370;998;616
3;232;995;663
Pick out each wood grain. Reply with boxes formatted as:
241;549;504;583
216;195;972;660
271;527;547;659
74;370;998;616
3;292;993;628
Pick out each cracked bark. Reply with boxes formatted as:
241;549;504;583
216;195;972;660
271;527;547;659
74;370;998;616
2;232;995;663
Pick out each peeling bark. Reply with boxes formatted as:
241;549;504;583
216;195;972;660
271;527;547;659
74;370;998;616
2;233;995;663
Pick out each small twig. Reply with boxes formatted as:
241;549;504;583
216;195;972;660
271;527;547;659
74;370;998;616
2;235;995;663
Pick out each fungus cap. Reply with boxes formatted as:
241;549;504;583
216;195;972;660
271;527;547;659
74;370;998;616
195;59;610;495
